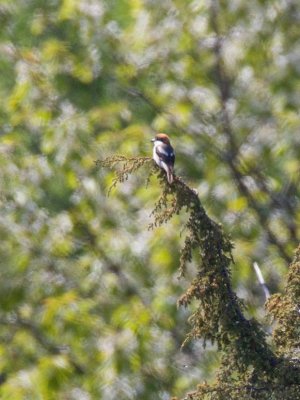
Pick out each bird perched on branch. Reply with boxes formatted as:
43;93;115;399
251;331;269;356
151;133;175;184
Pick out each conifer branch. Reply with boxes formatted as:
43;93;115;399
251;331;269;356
99;155;276;372
100;155;300;399
96;155;153;193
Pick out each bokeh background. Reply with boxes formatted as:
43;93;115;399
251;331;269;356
0;0;299;399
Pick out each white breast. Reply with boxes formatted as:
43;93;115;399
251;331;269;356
153;143;163;167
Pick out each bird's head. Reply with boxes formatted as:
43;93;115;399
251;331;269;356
151;133;171;145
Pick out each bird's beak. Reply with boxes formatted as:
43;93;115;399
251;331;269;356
151;138;155;142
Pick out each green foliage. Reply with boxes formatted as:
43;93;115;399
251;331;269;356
102;157;299;399
0;0;299;399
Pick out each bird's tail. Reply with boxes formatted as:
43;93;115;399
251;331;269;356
166;166;174;184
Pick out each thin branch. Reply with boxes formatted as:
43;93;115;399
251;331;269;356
122;80;296;263
0;315;85;375
227;157;292;263
122;85;225;160
210;0;293;264
109;13;298;259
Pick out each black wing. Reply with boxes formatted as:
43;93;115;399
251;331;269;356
156;143;175;166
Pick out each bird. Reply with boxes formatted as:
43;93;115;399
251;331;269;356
151;133;175;184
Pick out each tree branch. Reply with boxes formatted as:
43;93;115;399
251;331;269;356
210;0;295;264
100;156;277;376
0;315;85;375
121;75;297;263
